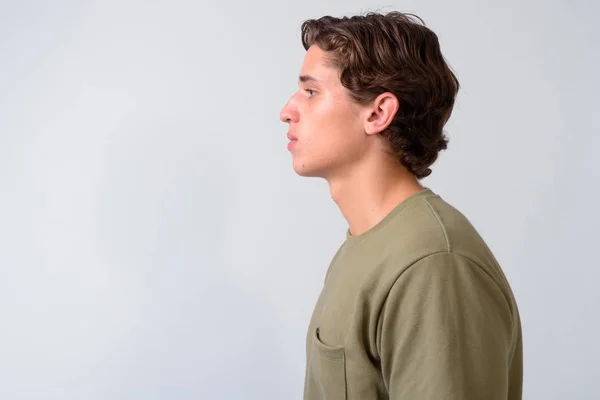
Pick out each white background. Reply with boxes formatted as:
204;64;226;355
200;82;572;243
0;0;598;398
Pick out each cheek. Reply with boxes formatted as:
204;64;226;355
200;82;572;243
310;125;360;162
301;98;362;152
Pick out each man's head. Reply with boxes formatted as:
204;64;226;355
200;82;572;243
280;11;459;180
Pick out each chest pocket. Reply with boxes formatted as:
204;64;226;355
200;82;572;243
307;327;347;400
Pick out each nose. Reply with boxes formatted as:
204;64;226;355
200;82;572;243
280;97;298;124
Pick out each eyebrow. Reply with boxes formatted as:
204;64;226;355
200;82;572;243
298;75;322;84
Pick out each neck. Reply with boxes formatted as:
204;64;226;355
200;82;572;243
327;157;425;237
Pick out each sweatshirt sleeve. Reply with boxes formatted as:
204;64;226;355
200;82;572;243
377;252;515;399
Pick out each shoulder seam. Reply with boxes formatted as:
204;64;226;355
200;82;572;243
424;197;451;252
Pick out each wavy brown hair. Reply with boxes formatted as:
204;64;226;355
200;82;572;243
301;11;459;179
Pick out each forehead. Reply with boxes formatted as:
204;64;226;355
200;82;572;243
299;45;340;86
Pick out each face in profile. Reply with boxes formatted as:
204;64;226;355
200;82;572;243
280;45;371;179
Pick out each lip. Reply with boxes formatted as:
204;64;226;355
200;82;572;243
287;132;297;140
287;139;297;151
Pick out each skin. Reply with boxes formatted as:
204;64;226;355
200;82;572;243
280;45;425;237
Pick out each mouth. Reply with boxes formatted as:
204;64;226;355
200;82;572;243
287;138;297;151
286;131;298;151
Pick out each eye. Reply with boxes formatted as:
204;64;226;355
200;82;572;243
305;89;318;97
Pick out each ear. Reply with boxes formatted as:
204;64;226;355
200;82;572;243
364;92;399;136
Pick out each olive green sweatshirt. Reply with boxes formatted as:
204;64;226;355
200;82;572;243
303;188;522;400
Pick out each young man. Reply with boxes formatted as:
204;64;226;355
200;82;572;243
280;11;522;400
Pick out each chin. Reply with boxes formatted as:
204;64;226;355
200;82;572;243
292;159;327;178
